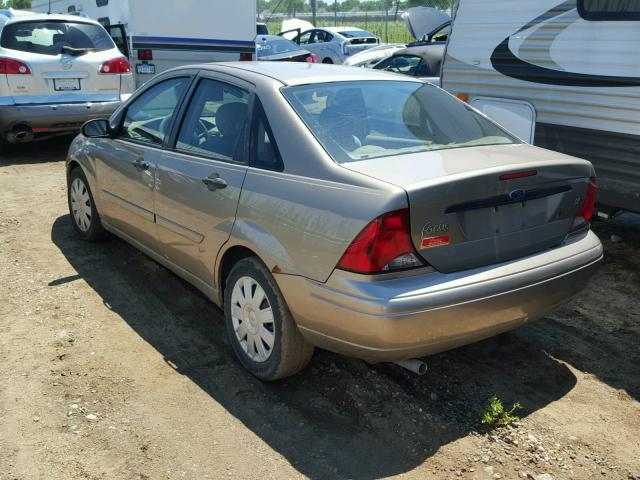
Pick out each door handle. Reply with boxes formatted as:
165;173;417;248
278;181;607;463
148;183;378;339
202;173;227;191
133;158;150;171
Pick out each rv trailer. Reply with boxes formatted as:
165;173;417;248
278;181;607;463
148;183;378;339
442;0;640;214
31;0;256;87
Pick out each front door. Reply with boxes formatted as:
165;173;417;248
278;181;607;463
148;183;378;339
97;76;190;250
154;75;252;284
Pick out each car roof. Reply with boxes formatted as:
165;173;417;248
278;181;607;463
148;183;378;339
394;43;445;61
255;34;294;42
324;26;366;33
0;10;101;27
182;62;425;87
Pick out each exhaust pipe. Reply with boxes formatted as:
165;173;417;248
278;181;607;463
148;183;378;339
392;359;428;376
7;125;34;144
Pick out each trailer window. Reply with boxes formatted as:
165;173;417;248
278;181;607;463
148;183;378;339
97;0;108;6
578;0;640;20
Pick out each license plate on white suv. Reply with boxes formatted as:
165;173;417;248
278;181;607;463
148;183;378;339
54;78;81;91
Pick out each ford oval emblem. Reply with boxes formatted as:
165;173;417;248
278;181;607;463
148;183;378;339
509;189;526;200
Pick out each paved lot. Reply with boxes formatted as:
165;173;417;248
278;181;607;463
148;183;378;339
1;139;639;480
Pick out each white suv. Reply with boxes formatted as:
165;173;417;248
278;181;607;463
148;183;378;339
0;9;134;146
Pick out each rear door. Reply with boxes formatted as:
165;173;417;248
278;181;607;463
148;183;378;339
0;19;124;104
153;73;252;284
97;75;192;251
106;24;130;58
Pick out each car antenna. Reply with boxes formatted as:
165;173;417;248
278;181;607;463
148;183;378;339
48;0;51;14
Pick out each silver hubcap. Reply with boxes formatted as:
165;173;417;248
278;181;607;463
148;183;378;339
70;177;92;232
230;276;275;363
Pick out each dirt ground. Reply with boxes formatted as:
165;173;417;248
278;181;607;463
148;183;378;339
0;138;639;480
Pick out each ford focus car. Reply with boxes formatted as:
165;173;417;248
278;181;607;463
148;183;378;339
66;62;602;380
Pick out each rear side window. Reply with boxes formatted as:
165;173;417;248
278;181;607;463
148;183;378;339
1;21;115;55
251;100;283;172
176;78;250;161
120;77;189;146
578;0;640;20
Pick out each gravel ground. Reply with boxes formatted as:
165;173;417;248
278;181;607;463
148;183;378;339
1;138;639;480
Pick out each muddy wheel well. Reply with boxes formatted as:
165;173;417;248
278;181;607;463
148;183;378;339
218;246;259;302
67;160;81;176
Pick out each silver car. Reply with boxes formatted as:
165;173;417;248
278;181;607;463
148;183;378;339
282;27;379;64
0;10;134;146
67;63;603;380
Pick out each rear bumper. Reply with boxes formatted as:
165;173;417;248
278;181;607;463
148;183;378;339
276;230;603;362
0;101;121;139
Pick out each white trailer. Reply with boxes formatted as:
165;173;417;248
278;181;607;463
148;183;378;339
31;0;256;87
441;0;640;214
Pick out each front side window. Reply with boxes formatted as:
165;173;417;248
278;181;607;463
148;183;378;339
282;81;518;164
120;77;189;146
0;21;114;55
176;79;250;161
298;31;312;44
578;0;640;19
375;55;424;77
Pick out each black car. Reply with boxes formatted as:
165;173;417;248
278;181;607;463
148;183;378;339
255;35;318;63
373;44;445;84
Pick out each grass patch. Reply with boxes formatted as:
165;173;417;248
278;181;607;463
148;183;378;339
480;395;522;428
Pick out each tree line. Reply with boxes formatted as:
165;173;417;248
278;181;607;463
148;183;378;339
0;0;31;8
258;0;455;15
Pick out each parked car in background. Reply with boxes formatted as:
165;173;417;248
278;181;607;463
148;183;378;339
281;25;378;64
345;7;449;72
68;62;602;380
0;9;133;146
255;35;318;63
31;0;257;87
343;43;405;68
374;44;445;85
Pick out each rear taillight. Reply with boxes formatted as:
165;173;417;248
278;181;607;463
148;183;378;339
577;176;598;222
337;209;426;274
305;53;320;63
99;57;131;74
137;49;153;61
0;58;31;75
239;52;253;61
572;176;597;231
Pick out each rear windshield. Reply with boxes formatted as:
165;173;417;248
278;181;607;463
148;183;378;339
1;21;115;55
339;30;375;38
256;37;301;58
282;81;519;164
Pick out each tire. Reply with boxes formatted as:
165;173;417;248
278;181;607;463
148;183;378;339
322;58;334;64
224;257;314;381
67;167;106;242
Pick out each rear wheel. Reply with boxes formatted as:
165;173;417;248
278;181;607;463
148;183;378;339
67;167;106;241
224;257;314;381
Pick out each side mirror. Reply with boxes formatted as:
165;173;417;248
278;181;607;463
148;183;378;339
82;119;111;138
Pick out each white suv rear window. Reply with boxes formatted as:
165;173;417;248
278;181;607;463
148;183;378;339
1;21;114;55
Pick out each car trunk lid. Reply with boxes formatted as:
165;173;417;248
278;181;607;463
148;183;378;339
5;52;121;105
342;144;594;273
401;7;451;40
